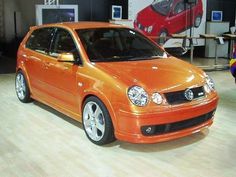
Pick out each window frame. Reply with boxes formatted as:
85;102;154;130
172;0;185;15
25;27;56;55
76;27;167;63
25;26;83;66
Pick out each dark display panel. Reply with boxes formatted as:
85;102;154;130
42;9;75;24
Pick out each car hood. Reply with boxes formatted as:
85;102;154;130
137;6;166;27
95;57;205;93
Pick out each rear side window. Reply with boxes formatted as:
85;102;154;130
26;28;54;54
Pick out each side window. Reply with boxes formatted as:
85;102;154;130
186;0;198;9
50;28;79;60
26;28;54;54
173;1;185;15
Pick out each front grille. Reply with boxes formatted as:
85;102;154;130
164;86;205;105
141;109;215;136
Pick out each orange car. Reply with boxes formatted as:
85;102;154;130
16;22;218;145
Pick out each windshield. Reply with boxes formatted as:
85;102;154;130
151;0;173;16
76;28;167;62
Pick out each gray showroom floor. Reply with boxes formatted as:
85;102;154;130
0;71;235;177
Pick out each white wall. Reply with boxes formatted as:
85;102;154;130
17;0;43;37
4;0;19;41
4;0;43;42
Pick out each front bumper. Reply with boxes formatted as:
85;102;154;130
114;95;218;143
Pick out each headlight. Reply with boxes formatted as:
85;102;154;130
134;14;138;24
204;84;211;94
147;25;153;33
205;74;215;91
152;93;163;105
128;86;149;107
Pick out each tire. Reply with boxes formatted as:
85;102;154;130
158;29;168;45
82;96;115;145
15;70;32;103
194;15;202;28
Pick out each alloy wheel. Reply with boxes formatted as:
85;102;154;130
16;72;26;100
83;101;105;142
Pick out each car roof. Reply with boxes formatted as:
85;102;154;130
31;21;127;31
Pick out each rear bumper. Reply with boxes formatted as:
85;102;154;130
114;95;218;143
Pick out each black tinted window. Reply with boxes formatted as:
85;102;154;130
26;28;54;54
77;28;167;62
50;28;79;59
151;0;173;16
173;1;185;15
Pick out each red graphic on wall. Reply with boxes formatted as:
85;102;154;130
134;0;203;39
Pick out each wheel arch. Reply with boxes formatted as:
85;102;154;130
16;66;32;94
158;28;168;45
81;91;118;131
194;14;202;28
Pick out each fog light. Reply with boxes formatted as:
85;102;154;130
141;126;156;135
146;127;152;133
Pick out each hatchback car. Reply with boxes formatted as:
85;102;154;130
134;0;203;39
16;22;218;145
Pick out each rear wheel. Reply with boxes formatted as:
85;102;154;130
15;70;32;103
82;96;115;145
194;15;202;28
158;29;168;45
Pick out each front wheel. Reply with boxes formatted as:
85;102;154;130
82;96;115;145
15;70;32;103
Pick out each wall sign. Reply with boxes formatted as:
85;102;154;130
211;11;223;22
36;5;78;25
112;5;122;20
129;0;207;47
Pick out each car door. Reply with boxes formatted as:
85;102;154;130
23;27;55;95
42;28;80;112
168;0;186;34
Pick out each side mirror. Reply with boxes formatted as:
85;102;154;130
165;47;188;56
57;53;74;62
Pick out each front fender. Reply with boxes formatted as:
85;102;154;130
81;89;118;130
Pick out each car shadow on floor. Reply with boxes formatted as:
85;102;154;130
33;101;83;129
33;100;209;152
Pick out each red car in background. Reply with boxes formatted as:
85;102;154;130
134;0;203;40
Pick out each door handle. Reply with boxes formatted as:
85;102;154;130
63;66;69;71
44;62;50;69
22;54;28;58
44;62;50;67
44;62;54;69
62;63;72;71
22;54;29;61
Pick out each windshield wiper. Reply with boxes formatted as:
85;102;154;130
108;55;137;61
90;54;168;62
111;55;135;59
147;53;169;59
90;56;135;62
